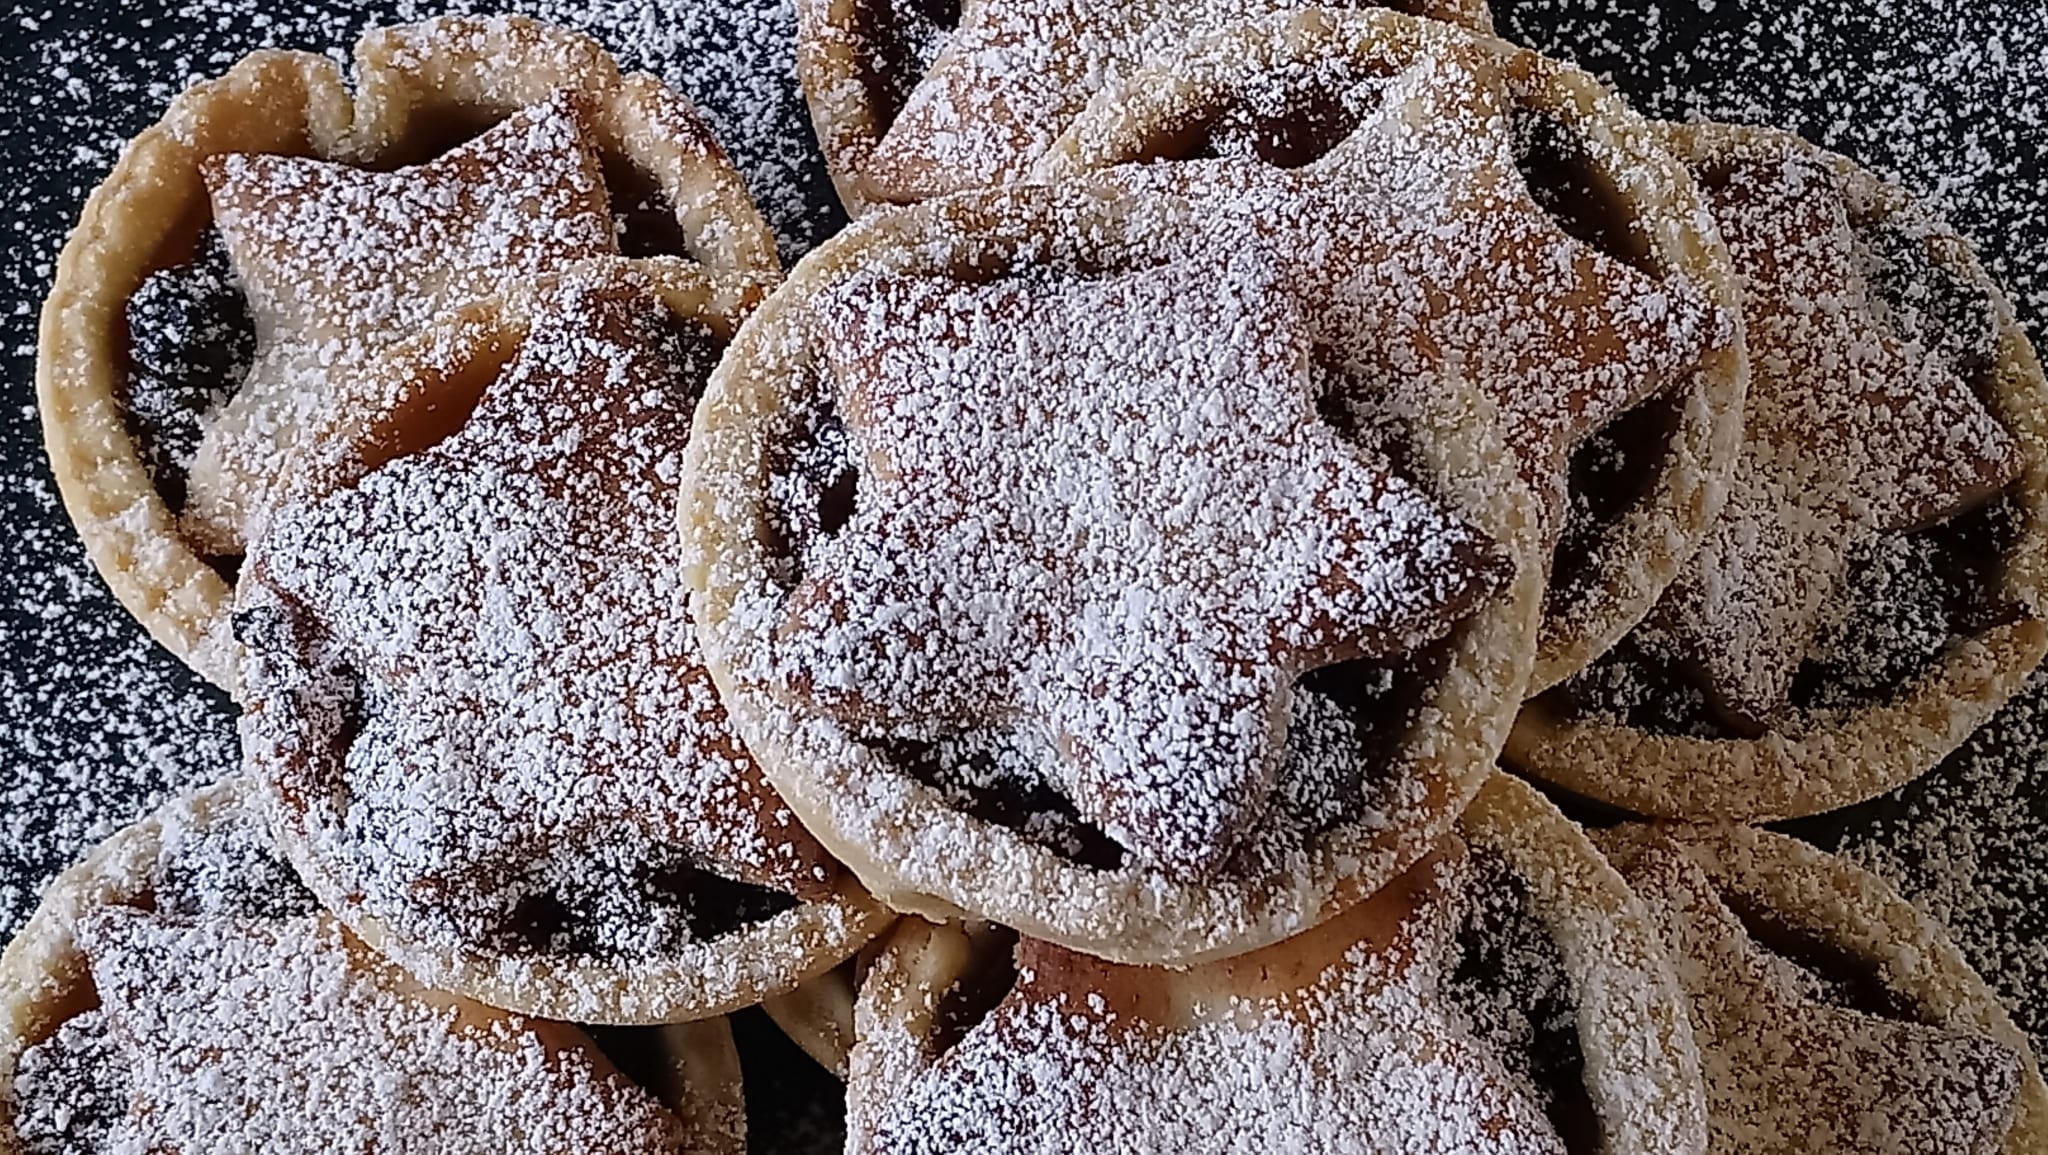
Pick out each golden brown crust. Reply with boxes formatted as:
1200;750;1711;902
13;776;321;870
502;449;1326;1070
0;781;749;1155
796;0;1500;214
680;174;1547;966
1601;823;2048;1154
244;258;894;1027
1506;122;2048;822
37;15;778;697
842;773;1707;1153
1037;7;1746;693
762;961;863;1077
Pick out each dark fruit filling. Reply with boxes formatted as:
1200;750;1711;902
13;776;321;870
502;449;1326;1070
859;0;963;134
1445;853;1599;1155
1721;891;1923;1023
122;228;255;514
500;849;801;960
877;731;1129;872
1548;393;1687;617
766;398;860;585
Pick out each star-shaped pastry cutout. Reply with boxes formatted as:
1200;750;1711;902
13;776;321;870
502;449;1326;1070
183;91;620;555
858;850;1565;1153
1145;37;1724;529
1615;833;2023;1155
774;256;1510;879
1644;151;2022;725
79;909;687;1153
860;0;1492;200
249;269;836;922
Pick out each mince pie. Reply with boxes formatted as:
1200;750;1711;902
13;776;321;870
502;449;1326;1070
1511;124;2048;821
37;14;776;694
795;0;1497;209
842;773;1705;1154
1042;8;1746;690
0;781;745;1155
1600;823;2048;1153
239;261;890;1025
762;961;863;1077
681;177;1547;964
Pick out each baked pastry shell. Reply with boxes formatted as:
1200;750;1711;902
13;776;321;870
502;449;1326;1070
1506;122;2048;823
240;259;894;1027
680;175;1546;966
794;0;1501;214
1598;821;2048;1154
37;14;778;697
0;779;751;1155
1037;6;1748;694
843;772;1708;1154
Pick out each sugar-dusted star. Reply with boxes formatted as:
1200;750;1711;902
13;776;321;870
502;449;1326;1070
857;0;1493;201
182;91;620;555
80;909;689;1152
1137;34;1726;525
1613;831;2023;1155
856;849;1566;1154
1645;150;2021;726
249;268;837;907
774;255;1510;879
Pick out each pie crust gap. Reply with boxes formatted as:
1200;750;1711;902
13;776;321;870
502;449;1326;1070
238;259;892;1027
762;960;863;1077
1039;7;1747;692
1598;822;2048;1154
1507;123;2048;822
683;173;1548;966
795;0;1499;211
0;780;746;1155
840;773;1706;1154
36;14;777;697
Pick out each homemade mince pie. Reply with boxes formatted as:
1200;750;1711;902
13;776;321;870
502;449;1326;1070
842;774;1706;1154
1510;124;2048;821
794;0;1497;209
37;14;777;694
1600;823;2048;1153
1041;8;1746;690
0;782;746;1155
681;176;1548;965
239;262;890;1025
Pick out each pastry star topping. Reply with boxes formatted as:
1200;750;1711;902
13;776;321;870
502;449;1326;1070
1616;833;2023;1155
80;910;687;1153
773;257;1510;879
1645;151;2022;726
863;0;1489;199
1168;39;1723;524
858;851;1565;1154
183;91;619;554
251;270;835;919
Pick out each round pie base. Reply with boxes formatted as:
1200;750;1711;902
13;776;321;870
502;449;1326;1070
37;14;778;697
1037;7;1747;694
795;0;1501;213
682;174;1548;966
0;780;751;1155
1601;822;2048;1154
1506;122;2048;823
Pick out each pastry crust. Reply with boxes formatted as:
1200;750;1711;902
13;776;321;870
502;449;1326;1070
37;14;777;697
796;0;1500;213
1038;7;1746;692
1507;123;2048;822
1600;823;2048;1154
682;175;1545;966
244;258;893;1027
842;772;1706;1153
761;961;863;1077
0;781;747;1155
